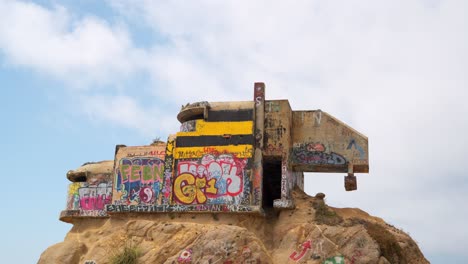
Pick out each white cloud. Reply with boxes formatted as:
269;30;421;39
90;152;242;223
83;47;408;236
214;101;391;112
0;0;147;87
81;94;178;137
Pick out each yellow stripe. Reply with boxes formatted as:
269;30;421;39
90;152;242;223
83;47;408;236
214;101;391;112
174;145;253;159
177;120;253;136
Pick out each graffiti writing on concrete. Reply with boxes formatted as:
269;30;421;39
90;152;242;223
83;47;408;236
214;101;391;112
178;248;192;263
313;111;322;126
323;256;344;264
106;204;254;213
289;240;312;261
266;101;281;112
162;138;175;204
174;154;248;205
78;182;112;210
347;138;365;160
115;157;165;205
67;181;111;216
292;142;346;165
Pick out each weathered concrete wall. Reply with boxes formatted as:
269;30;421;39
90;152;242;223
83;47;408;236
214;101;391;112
108;144;167;208
172;102;259;212
291;110;369;173
60;161;113;222
107;104;260;213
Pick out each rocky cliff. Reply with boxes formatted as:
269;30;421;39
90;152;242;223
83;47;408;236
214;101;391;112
39;189;428;264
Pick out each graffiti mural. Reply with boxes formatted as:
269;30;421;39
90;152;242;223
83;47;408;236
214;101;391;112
323;256;345;264
292;142;346;165
66;181;111;217
174;154;249;205
178;248;192;263
114;157;164;205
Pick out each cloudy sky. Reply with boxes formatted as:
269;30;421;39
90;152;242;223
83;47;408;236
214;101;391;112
0;0;466;263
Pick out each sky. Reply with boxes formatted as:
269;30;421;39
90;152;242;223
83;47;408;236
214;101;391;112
0;0;466;263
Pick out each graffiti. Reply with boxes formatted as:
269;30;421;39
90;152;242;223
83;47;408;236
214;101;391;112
254;84;264;106
349;250;362;264
323;256;344;264
311;239;323;259
173;173;217;204
162;138;175;204
223;241;237;257
178;248;192;263
180;120;197;132
174;154;248;204
106;204;254;213
67;182;111;215
175;145;253;159
313;111;322;126
266;101;281;112
347;139;365;159
84;261;96;264
265;143;284;154
79;182;112;210
289;240;312;261
127;150;165;158
292;143;346;165
281;161;288;197
115;157;165;205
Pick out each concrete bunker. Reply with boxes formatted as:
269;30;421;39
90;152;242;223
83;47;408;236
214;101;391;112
60;82;369;222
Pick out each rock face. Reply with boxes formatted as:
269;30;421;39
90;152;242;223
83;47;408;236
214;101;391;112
39;190;428;264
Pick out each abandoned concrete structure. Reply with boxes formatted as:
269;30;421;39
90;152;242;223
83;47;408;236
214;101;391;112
60;83;369;222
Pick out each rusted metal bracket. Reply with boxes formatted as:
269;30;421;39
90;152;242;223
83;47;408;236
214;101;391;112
345;163;357;191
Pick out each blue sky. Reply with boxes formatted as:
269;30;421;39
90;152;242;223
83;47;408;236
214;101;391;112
0;0;467;263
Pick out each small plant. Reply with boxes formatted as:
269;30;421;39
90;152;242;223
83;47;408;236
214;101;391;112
364;221;405;264
312;200;343;226
110;240;140;264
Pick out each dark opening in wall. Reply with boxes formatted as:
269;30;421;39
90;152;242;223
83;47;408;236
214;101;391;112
262;157;282;208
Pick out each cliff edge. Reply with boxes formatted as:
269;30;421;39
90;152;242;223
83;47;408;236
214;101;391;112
39;189;428;264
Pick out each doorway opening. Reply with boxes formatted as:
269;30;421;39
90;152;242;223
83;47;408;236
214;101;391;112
262;157;282;208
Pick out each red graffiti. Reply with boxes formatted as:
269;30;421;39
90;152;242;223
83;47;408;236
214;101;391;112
350;250;362;264
289;240;312;261
80;195;111;210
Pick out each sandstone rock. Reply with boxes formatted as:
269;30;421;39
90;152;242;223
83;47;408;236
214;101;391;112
39;189;428;264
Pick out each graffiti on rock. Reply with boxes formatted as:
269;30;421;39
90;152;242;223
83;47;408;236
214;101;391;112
115;157;165;205
174;154;248;205
289;240;312;261
178;248;192;263
84;261;96;264
323;256;345;264
292;142;346;165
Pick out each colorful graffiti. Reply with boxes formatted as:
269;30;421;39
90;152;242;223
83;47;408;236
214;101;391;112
292;142;346;165
106;204;255;213
178;248;192;263
174;154;248;205
114;157;164;205
67;181;111;216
